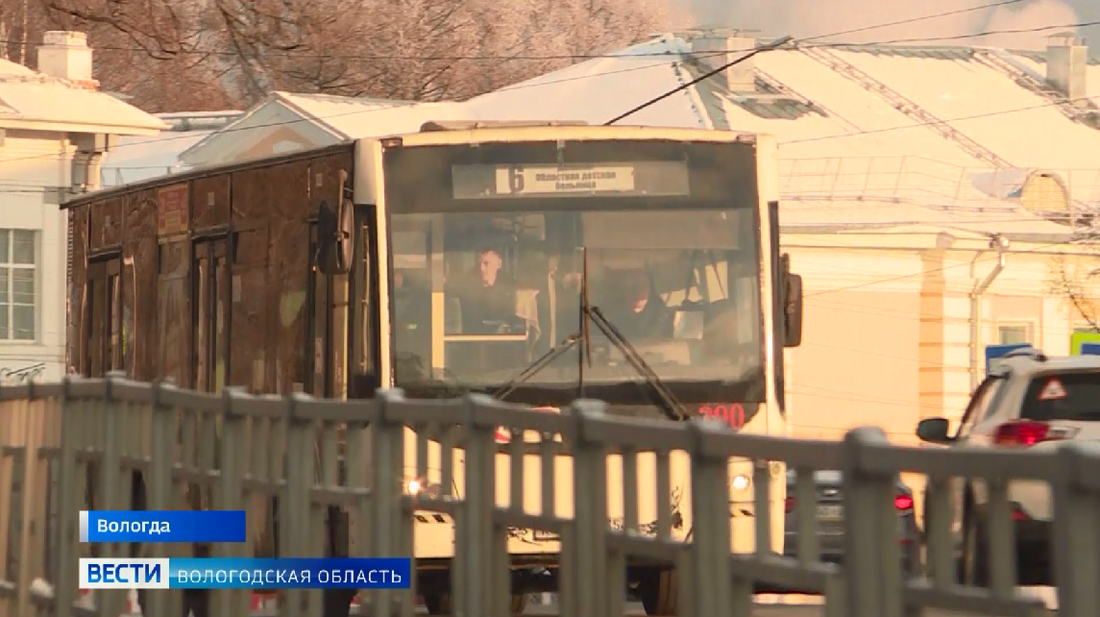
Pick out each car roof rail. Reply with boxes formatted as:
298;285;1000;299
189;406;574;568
1002;346;1047;362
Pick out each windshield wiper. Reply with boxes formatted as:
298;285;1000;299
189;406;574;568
583;305;690;421
493;334;582;400
493;248;690;422
574;248;689;422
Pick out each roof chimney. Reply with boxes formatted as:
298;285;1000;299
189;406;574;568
37;31;99;90
690;30;758;94
1045;32;1087;108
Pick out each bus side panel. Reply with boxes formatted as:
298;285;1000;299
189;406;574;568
265;159;313;396
228;166;274;393
122;190;160;381
67;205;88;376
307;151;354;217
190;175;231;230
156;235;192;388
88;196;122;252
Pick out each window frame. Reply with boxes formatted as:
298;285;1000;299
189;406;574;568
0;228;39;342
996;321;1034;346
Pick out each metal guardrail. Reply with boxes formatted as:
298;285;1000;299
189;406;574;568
2;376;1100;617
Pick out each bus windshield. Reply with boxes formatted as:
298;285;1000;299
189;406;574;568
390;207;764;409
382;137;767;417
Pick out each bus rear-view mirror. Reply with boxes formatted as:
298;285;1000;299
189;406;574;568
784;272;803;348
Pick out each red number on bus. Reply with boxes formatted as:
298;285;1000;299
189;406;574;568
697;403;745;429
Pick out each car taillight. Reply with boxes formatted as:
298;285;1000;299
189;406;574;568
894;494;913;511
993;420;1065;446
785;496;795;513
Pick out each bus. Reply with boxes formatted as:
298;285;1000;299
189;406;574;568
63;121;802;616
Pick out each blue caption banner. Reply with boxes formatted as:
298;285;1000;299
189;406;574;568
80;510;247;543
169;558;411;589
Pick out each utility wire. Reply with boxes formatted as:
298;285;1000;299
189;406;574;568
600;0;1077;126
825;20;1100;47
604;35;793;125
798;0;1025;42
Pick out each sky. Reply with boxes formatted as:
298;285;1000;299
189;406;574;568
676;0;1099;50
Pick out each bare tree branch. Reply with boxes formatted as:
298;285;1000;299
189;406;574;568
12;0;674;112
1048;252;1100;331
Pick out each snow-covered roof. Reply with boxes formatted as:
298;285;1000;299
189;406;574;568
178;91;469;165
101;131;214;188
0;58;167;135
459;32;1100;240
100;111;244;188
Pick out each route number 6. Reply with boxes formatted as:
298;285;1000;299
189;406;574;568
507;165;525;194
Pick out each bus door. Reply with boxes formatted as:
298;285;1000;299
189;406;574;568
84;255;122;377
193;236;230;394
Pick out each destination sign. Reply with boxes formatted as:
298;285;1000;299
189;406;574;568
451;161;690;200
497;165;635;195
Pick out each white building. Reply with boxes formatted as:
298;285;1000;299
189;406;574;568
0;31;167;384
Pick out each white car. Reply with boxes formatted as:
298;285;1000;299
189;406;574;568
915;347;1100;587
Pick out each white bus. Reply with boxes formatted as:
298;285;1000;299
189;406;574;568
362;122;803;615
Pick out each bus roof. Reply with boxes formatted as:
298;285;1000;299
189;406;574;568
392;123;762;148
61;124;768;210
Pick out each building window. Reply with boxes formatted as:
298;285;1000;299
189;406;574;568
0;229;37;341
997;323;1033;346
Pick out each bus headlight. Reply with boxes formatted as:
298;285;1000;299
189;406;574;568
731;474;751;492
405;478;442;498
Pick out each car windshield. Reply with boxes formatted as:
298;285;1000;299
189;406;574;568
389;206;765;408
1021;371;1100;421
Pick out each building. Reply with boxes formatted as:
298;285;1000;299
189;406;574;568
0;31;167;384
458;28;1100;441
177;91;466;167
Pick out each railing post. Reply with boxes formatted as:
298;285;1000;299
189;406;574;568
371;389;406;617
95;373;128;617
687;419;734;617
1053;440;1100;615
454;394;495;617
147;378;182;615
841;426;901;617
280;392;315;617
53;376;80;616
215;387;250;617
570;400;609;617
